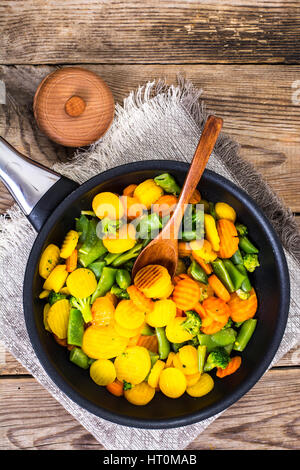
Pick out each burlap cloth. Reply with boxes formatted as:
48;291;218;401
0;79;299;450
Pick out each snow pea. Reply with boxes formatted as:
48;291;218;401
211;258;235;293
197;333;218;353
222;259;247;291
76;214;89;244
239;236;259;254
110;284;130;300
210;328;237;347
111;243;143;267
116;269;131;290
91;267;117;303
155;327;171;360
188;259;208;284
69;348;90;369
233;319;257;351
231;248;244;265
154;173;181;196
88;260;106;279
67;308;84;347
235;264;252;293
78;219;107;267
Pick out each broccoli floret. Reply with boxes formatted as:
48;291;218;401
123;381;132;391
235;223;248;236
70;296;92;323
222;318;233;329
48;291;68;306
188;336;200;347
204;348;230;372
181;310;202;336
243;254;260;272
236;289;251;300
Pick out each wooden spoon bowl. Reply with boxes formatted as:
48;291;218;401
131;115;223;279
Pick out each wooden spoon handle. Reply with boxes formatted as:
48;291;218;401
164;115;223;238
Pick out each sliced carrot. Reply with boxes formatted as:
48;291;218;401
106;379;124;396
217;219;239;259
202;296;230;323
172;277;200;311
120;195;145;221
127;285;154;313
123;184;138;197
201;318;227;335
189;189;201;204
175;307;183;317
137;334;159;353
66;249;78;273
228;288;258;323
152;195;178;218
127;334;142;347
208;274;231;302
178;242;192;257
190;253;212;274
193;302;207;319
216;356;242;378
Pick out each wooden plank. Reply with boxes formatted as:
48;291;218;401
1;64;300;212
1;1;300;65
0;368;299;449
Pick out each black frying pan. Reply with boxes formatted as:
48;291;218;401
0;137;290;429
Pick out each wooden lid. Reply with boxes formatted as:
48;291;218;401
33;67;115;147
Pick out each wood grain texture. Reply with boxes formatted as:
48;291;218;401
1;1;300;65
0;369;299;450
1;64;300;212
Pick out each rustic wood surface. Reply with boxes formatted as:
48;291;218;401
0;0;299;451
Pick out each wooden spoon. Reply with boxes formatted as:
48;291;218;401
131;115;223;280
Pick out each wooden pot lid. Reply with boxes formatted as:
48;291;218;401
33;67;115;147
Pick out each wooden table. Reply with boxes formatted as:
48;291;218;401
0;1;299;450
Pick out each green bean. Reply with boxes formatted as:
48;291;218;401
236;264;252;293
155;327;171;360
233;319;257;351
154;173;181;196
141;324;156;336
116;269;131;290
239;236;259;254
69;348;90;369
111;243;143;267
197;345;207;374
231;248;244;265
188;259;208;284
211;258;235;293
197;333;218;353
87;261;106;279
91;267;117;303
222;259;246;291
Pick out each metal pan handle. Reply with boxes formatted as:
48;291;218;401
0;137;79;231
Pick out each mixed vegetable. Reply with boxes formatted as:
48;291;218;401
38;173;260;406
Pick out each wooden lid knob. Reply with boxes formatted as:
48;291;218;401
65;96;86;117
33;67;115;147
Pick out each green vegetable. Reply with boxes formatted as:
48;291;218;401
116;269;131;290
81;210;96;217
239;236;259;254
104;252;120;265
181;230;198;242
233;319;257;352
123;381;132;391
154;173;181;196
188;259;208;284
188;336;200;348
222;259;247;291
200;199;210;213
180;204;204;242
141;324;155;336
99;217;122;236
231;248;244;265
70;296;92;323
69;348;90;369
243;254;260;272
48;291;68;306
197;333;218;353
67;308;84;346
235;223;248;236
236;289;251;300
197;345;207;374
222;318;233;329
235;264;252;293
204;348;230;372
149;352;159;368
91;267;117;303
78;219;107;267
210;328;237;347
171;341;187;353
76;214;90;243
211;258;235;293
209;201;217;219
135;212;161;240
87;260;106;279
111;243;143;268
110;284;130;299
224;343;234;355
155;327;171;360
181;310;202;336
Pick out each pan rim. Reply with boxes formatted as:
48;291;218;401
23;160;290;429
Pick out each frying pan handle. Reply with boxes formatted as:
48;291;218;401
0;137;79;231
